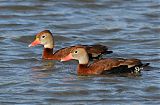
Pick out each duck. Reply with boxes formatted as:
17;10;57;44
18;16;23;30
28;30;113;60
61;47;149;76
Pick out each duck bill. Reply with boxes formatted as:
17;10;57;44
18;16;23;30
61;53;73;62
28;38;41;47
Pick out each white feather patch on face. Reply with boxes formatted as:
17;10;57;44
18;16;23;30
72;48;89;64
41;34;54;49
44;43;53;49
78;54;89;64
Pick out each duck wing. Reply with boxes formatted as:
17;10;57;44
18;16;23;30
89;58;149;74
53;44;112;60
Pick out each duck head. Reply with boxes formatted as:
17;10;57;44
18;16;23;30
28;30;54;49
61;47;89;64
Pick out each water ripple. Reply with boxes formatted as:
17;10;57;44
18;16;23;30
0;0;159;105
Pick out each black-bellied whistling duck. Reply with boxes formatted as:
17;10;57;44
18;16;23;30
61;47;149;76
28;30;112;60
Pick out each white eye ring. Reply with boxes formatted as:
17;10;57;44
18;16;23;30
74;51;78;54
42;35;45;39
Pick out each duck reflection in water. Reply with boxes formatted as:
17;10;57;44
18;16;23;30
31;60;55;79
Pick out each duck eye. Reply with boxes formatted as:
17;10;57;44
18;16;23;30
74;51;78;54
42;35;45;38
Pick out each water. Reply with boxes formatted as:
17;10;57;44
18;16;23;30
0;0;160;105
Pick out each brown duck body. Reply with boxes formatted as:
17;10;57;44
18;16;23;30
77;58;148;75
61;47;149;76
29;30;112;60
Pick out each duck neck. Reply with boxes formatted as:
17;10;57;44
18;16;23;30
42;48;54;59
77;64;91;75
42;37;55;59
78;52;89;64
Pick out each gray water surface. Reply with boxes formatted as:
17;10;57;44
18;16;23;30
0;0;160;105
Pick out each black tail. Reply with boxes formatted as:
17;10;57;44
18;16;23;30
103;63;150;75
127;63;150;74
106;50;113;54
142;63;150;67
